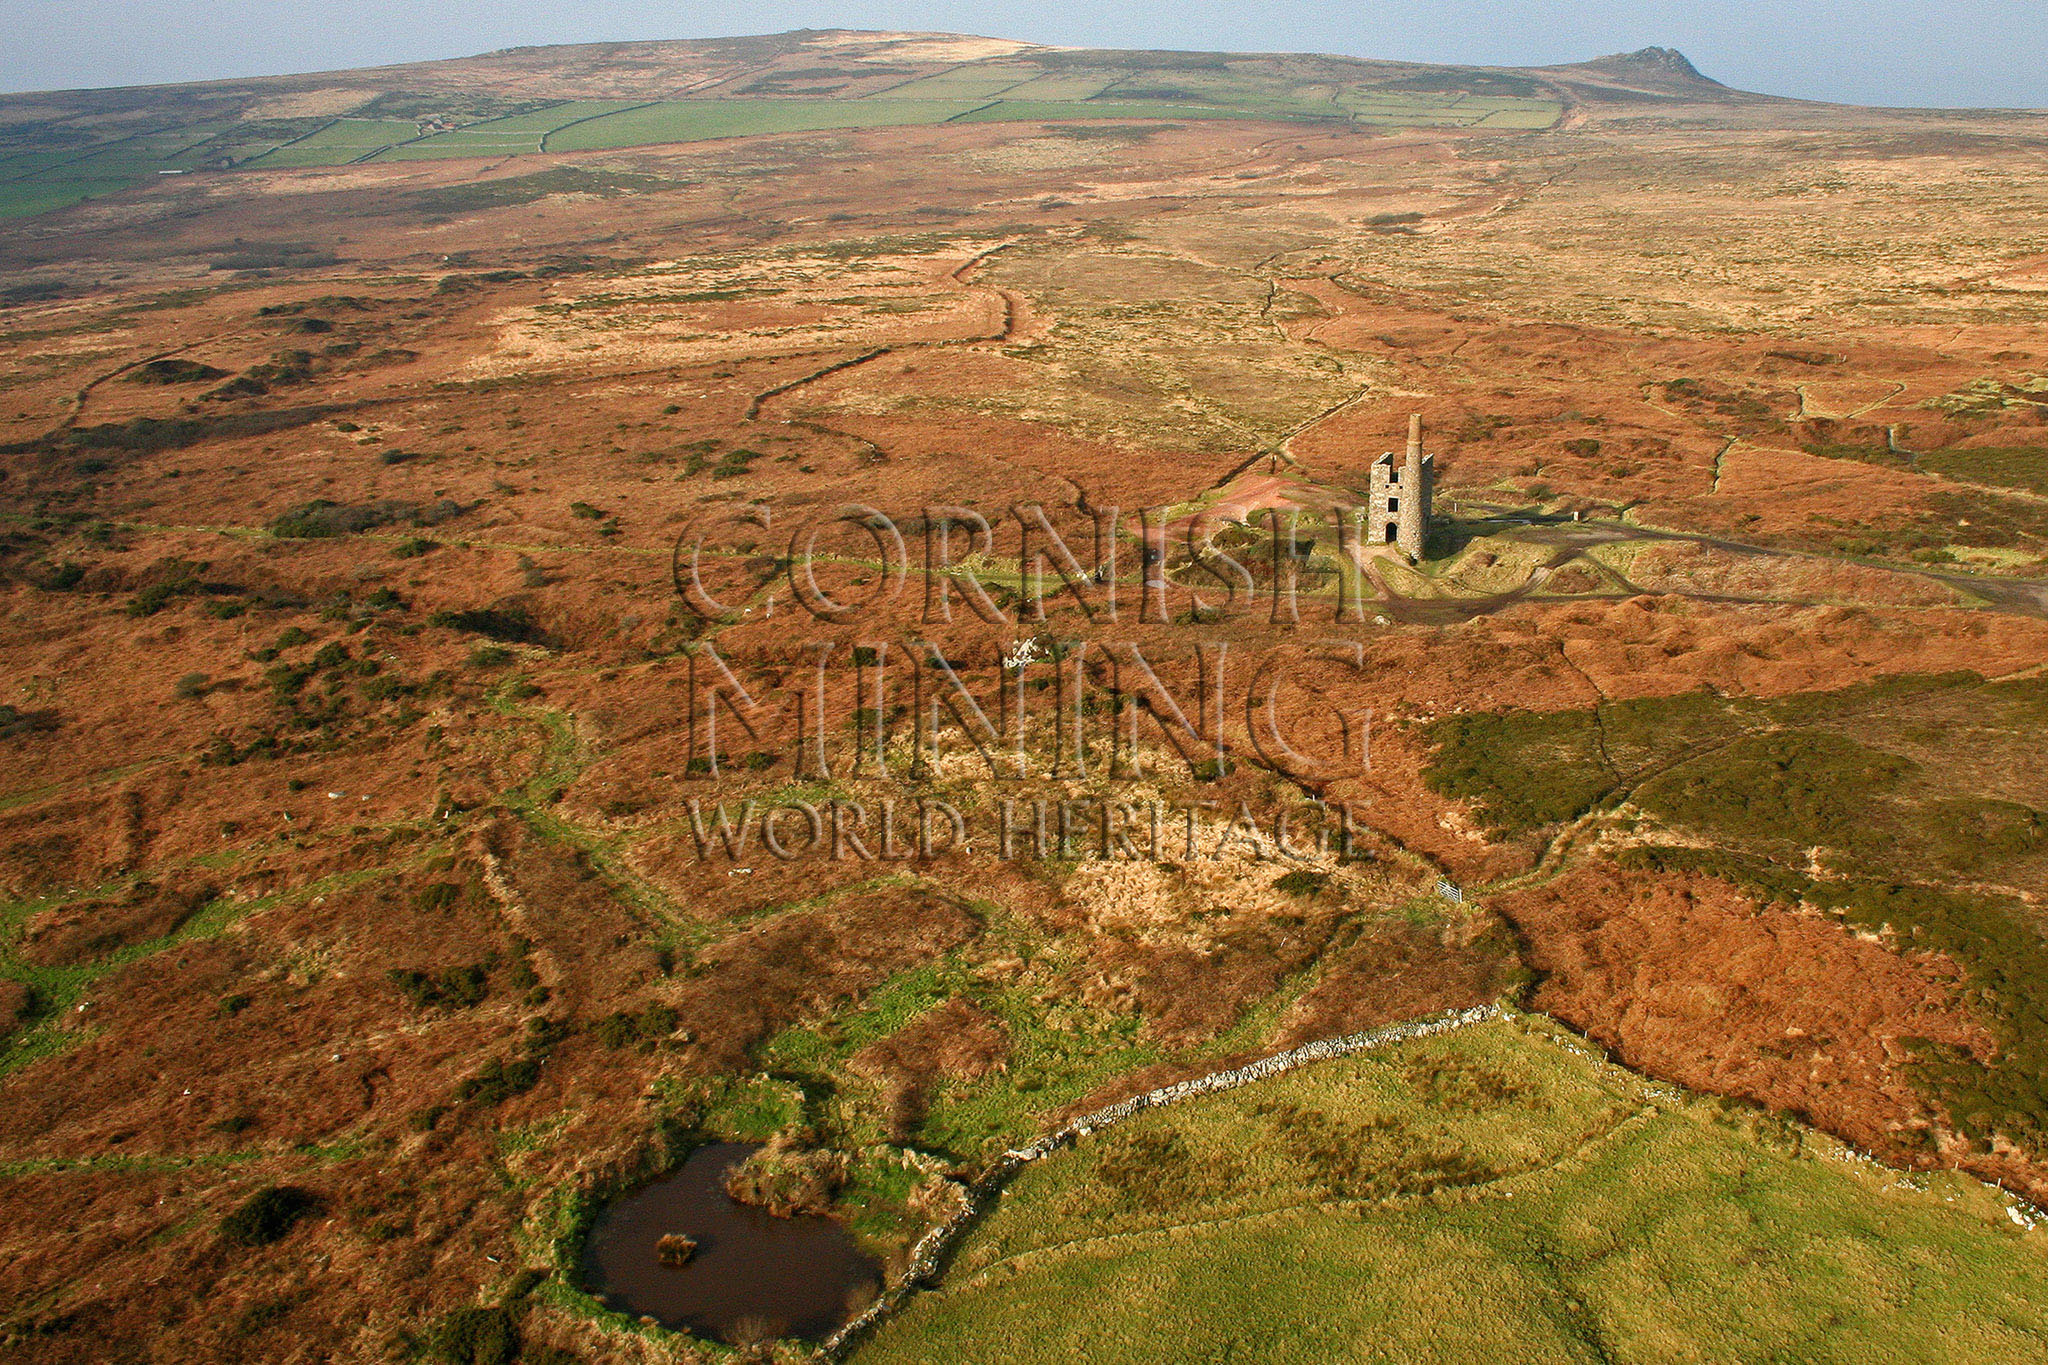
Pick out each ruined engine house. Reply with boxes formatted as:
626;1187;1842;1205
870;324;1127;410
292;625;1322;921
1366;414;1435;558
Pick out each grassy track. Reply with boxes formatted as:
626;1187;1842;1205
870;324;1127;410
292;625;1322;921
855;1019;2048;1364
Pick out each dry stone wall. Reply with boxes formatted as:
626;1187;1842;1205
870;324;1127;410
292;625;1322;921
819;1004;1504;1360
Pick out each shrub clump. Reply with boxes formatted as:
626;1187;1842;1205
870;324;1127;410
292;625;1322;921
454;1018;565;1108
268;498;461;539
424;1305;519;1365
390;963;491;1010
1271;869;1329;898
593;1002;679;1050
219;1184;321;1247
31;561;85;591
1632;732;1916;850
0;705;60;740
127;358;230;385
125;558;213;617
1422;707;1612;831
455;1055;541;1105
414;882;463;913
430;604;551;646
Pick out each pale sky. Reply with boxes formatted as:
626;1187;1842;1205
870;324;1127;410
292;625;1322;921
2;0;2044;108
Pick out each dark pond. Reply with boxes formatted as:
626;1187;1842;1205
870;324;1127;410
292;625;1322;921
578;1142;883;1343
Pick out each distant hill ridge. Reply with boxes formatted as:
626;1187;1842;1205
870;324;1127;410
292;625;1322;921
6;29;1745;104
0;30;1776;220
1581;47;1720;85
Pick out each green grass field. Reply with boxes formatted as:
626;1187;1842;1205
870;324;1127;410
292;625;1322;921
0;121;269;216
866;70;1041;101
543;98;993;151
0;181;117;219
370;101;652;160
947;100;1250;125
991;73;1130;101
243;118;424;167
450;100;650;135
855;1019;2048;1364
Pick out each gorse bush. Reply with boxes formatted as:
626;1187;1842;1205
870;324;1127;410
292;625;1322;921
430;605;550;645
126;358;229;385
33;561;84;591
455;1017;565;1107
1271;869;1330;898
268;498;427;538
1925;798;2047;871
414;882;462;913
455;1056;541;1105
424;1306;518;1365
126;560;208;617
593;1002;678;1050
0;705;60;738
219;1185;321;1247
390;963;491;1010
1422;706;1611;830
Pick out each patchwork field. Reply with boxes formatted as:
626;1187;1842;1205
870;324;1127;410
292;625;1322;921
0;36;1570;217
860;1019;2048;1364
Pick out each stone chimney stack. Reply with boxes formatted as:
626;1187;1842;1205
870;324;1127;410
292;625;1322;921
1398;414;1428;556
